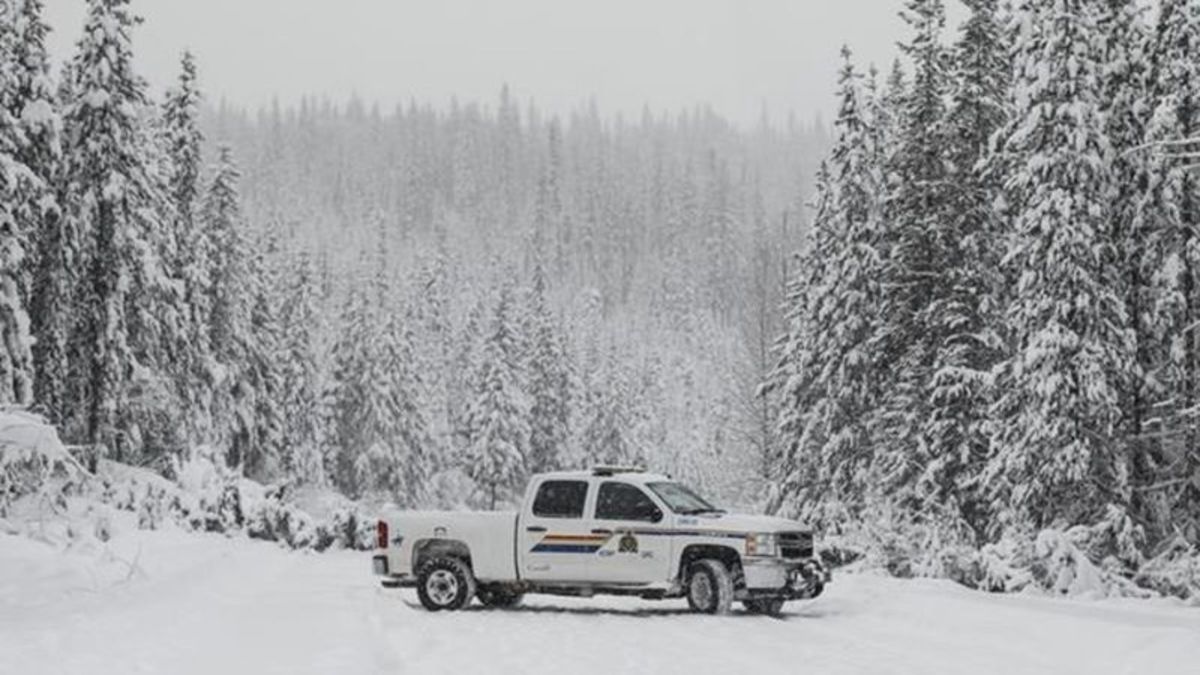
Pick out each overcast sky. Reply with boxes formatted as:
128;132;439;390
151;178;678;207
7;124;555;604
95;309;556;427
45;0;964;127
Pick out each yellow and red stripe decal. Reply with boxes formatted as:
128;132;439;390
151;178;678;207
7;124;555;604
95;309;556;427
531;533;611;553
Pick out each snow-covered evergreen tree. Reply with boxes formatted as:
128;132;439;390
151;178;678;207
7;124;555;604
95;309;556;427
327;278;380;496
987;0;1133;531
279;250;325;484
201;146;255;469
61;0;173;460
356;308;433;507
0;0;36;407
237;226;285;480
161;51;213;445
524;250;571;474
11;0;66;422
463;281;529;509
923;0;1009;538
1139;0;1200;545
876;0;953;506
772;48;887;524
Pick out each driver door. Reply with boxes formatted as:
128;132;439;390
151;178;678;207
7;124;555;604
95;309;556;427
588;481;673;584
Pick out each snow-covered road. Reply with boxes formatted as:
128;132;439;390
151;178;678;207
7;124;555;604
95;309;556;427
2;531;1197;675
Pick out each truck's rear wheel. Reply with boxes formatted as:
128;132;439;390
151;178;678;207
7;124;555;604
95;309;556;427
476;585;524;608
686;559;734;615
743;598;785;616
416;557;476;611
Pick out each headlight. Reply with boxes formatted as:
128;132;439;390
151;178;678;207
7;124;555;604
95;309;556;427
745;533;778;557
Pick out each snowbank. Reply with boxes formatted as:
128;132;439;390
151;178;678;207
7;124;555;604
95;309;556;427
1;413;377;581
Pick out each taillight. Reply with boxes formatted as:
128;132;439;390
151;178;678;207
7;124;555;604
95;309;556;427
376;520;389;549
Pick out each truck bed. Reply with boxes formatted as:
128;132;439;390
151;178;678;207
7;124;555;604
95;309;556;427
383;511;520;582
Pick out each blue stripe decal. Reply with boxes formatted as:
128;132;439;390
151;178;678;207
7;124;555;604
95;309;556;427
531;544;604;554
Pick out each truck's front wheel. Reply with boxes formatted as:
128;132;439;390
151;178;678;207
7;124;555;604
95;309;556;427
685;559;734;615
416;557;476;611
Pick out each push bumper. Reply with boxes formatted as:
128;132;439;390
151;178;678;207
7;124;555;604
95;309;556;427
742;558;830;600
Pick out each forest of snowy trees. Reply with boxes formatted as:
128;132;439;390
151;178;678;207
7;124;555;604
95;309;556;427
2;0;1198;596
770;0;1200;592
0;0;826;514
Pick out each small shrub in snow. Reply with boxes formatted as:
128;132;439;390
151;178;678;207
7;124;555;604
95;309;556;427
244;485;319;549
0;412;78;516
1135;537;1200;601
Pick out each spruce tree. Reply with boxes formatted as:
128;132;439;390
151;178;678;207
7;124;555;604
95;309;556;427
923;0;1009;537
464;282;529;509
0;0;36;407
11;0;67;421
357;309;433;507
876;0;952;506
328;279;379;496
1096;0;1155;544
62;0;171;459
279;250;325;484
987;0;1132;531
772;48;887;524
524;251;571;474
202;146;253;467
1139;0;1200;544
239;227;285;479
162;52;213;444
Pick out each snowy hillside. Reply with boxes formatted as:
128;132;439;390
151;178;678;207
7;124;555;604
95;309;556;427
2;526;1197;675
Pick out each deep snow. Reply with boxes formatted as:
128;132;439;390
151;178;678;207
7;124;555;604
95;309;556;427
2;529;1197;675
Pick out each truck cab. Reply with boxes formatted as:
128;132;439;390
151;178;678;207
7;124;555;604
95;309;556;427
372;467;828;616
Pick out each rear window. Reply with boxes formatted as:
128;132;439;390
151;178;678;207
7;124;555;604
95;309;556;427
531;480;588;519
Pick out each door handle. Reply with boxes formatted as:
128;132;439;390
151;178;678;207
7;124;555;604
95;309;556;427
591;528;613;535
526;526;547;533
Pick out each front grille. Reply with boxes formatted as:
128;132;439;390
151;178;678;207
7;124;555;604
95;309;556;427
778;531;814;559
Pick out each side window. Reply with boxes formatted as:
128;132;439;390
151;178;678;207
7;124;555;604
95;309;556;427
531;480;589;519
595;482;663;522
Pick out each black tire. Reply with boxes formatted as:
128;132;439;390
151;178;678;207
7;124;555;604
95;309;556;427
416;557;476;611
743;598;786;616
477;585;524;608
686;559;734;615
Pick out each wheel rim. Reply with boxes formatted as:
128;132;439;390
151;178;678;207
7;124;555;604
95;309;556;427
690;572;713;609
427;569;459;606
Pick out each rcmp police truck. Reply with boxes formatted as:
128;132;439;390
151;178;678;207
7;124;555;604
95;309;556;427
372;467;829;616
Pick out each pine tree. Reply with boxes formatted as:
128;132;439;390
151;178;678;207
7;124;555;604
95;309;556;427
0;0;37;407
161;52;213;444
279;250;325;484
327;279;380;496
11;0;67;421
1139;0;1200;544
202;147;253;467
922;0;1009;537
62;0;172;459
986;0;1132;531
580;357;639;469
463;282;529;509
1096;0;1155;544
876;0;953;507
357;309;433;507
238;227;285;480
772;48;887;524
525;251;571;473
412;251;455;468
204;147;245;364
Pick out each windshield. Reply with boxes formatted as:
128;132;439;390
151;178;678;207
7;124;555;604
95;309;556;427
647;482;723;515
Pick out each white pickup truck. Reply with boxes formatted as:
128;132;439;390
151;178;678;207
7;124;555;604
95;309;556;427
372;467;828;615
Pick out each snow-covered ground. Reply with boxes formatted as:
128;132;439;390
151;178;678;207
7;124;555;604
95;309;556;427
2;530;1197;675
